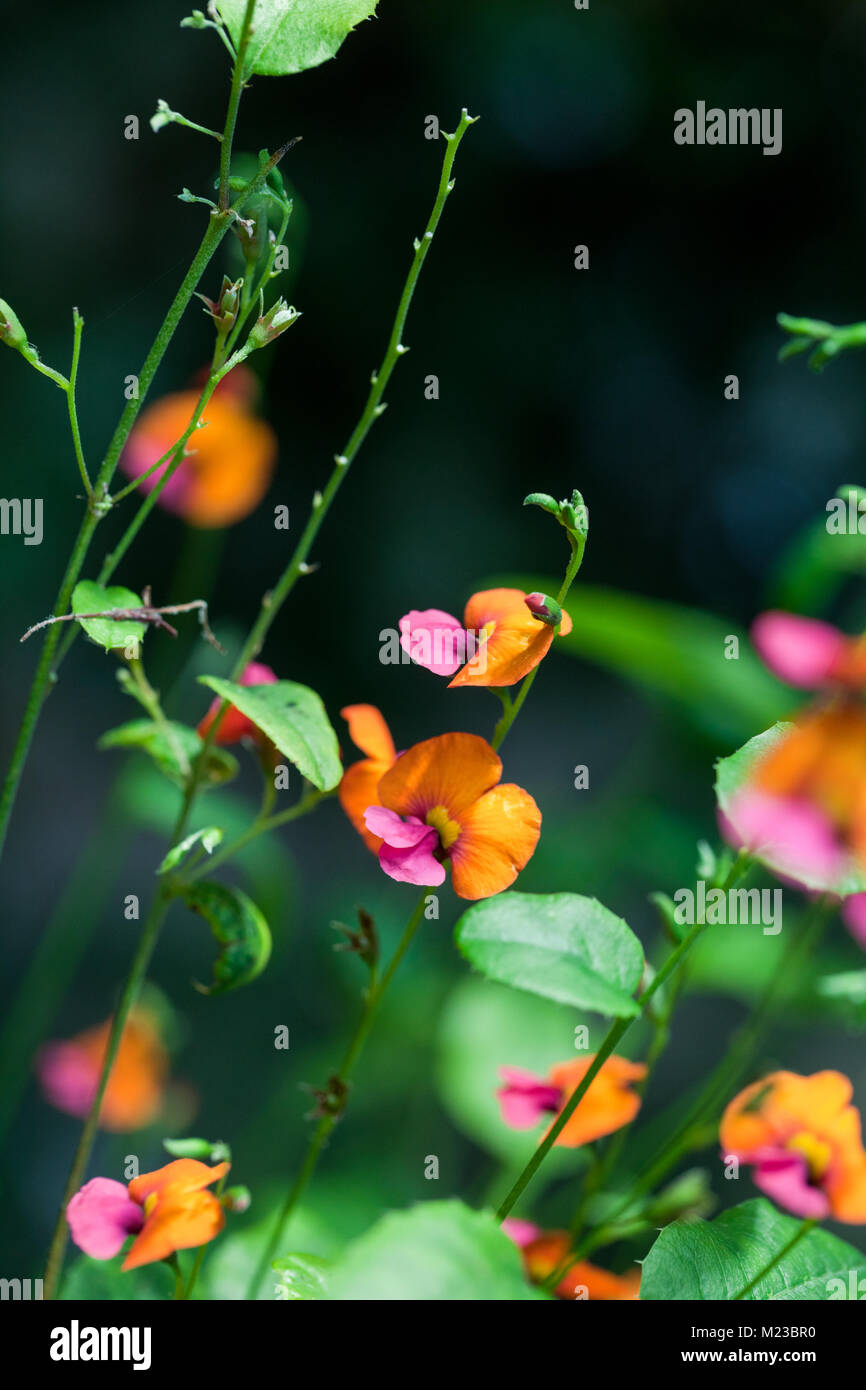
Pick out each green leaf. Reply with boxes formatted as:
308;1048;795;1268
816;970;866;1027
72;580;146;652
197;677;341;790
219;0;378;77
272;1253;330;1301
98;719;238;789
715;724;866;895
157;826;223;874
181;881;272;995
496;578;791;743
641;1198;866;1300
60;1255;173;1301
327;1201;545;1301
454;891;644;1016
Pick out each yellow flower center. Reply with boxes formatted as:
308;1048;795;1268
143;1192;159;1218
787;1130;832;1181
426;804;461;850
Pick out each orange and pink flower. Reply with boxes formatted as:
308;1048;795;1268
120;366;277;529
498;1054;646;1147
338;711;541;899
37;1009;168;1133
505;1221;640;1300
399;587;573;688
67;1158;229;1270
720;1070;866;1222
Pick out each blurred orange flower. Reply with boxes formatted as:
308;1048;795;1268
120;366;277;528
720;1070;866;1223
498;1054;646;1147
38;1008;168;1133
517;1228;640;1300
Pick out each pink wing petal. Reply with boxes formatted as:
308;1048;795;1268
67;1178;144;1260
751;1151;832;1220
751;611;846;688
399;609;467;677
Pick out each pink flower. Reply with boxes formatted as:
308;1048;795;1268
399;609;469;678
752;611;866;690
720;791;846;887
748;1148;831;1220
502;1218;542;1249
67;1178;145;1260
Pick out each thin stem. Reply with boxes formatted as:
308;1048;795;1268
245;891;429;1299
0;46;288;861
494;915;712;1223
42;890;172;1299
218;0;257;211
732;1219;816;1300
66;309;92;498
184;787;331;883
491;533;586;753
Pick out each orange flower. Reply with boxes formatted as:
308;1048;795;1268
67;1158;230;1270
37;1009;168;1132
366;732;541;899
498;1054;646;1147
120;366;277;528
720;1070;866;1223
724;704;866;890
339;705;397;851
521;1230;640;1300
399;588;573;689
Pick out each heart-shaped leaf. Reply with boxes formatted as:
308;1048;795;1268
641;1198;866;1300
454;891;644;1016
326;1201;546;1301
98;720;238;788
219;0;378;78
181;881;272;994
72;581;146;652
198;676;341;790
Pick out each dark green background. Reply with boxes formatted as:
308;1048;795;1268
2;0;866;1290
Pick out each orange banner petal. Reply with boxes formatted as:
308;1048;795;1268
546;1054;646;1147
377;733;502;820
122;1186;225;1270
449;783;541;899
341;705;395;764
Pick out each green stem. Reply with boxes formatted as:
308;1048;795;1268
495;916;712;1223
42;889;172;1300
218;0;257;211
245;891;429;1299
184;787;331;883
66;309;92;498
0;11;279;862
732;1219;816;1300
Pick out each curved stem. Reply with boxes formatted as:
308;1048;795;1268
66;309;92;498
246;891;429;1299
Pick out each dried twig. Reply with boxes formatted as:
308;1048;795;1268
20;588;225;652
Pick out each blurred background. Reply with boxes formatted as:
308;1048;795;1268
3;0;866;1295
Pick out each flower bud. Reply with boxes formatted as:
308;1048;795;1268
196;276;242;335
247;298;300;350
221;1185;251;1213
524;592;562;627
0;298;28;353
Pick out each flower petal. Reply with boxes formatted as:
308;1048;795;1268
128;1158;229;1207
377;733;503;821
122;1186;225;1270
842;893;866;949
449;588;572;688
364;807;432;847
497;1066;561;1129
378;832;445;886
339;760;390;850
449;784;541;899
399;610;466;677
751;611;847;688
67;1178;144;1260
545;1055;647;1148
751;1150;832;1220
340;704;395;764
